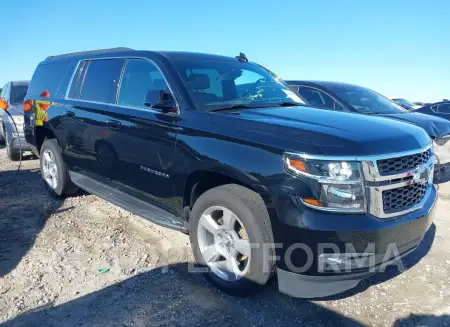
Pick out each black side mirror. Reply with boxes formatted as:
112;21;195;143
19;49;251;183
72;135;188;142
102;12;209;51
144;90;176;113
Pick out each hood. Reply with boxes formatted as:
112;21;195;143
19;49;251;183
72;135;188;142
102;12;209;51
379;112;450;139
210;106;431;156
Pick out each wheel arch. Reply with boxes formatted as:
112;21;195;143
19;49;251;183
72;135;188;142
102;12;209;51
183;166;268;217
35;123;59;153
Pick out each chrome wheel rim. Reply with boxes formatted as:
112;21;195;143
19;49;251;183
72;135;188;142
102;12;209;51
42;149;58;189
197;206;251;282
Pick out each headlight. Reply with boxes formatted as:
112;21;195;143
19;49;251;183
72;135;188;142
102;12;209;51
284;153;366;213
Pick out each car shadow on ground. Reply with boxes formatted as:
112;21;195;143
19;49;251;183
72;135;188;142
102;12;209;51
0;166;442;326
2;260;449;327
0;168;71;277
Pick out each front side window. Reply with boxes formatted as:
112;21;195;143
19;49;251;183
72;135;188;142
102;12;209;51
80;59;125;103
327;85;406;114
118;59;169;108
298;86;344;111
172;59;304;111
10;84;29;104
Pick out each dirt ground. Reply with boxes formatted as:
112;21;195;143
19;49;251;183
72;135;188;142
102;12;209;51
0;147;449;327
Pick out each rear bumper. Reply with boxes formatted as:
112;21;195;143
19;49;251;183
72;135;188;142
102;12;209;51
11;135;31;152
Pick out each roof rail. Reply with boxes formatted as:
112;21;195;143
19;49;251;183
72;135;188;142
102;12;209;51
45;47;134;60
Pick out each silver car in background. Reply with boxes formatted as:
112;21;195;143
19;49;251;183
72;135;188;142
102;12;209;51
0;81;31;160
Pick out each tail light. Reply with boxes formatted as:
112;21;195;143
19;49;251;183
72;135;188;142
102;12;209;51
23;99;32;111
40;90;50;98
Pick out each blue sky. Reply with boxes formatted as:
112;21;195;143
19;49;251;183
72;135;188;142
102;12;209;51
1;0;449;102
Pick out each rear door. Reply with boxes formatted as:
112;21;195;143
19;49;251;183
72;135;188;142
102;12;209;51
63;58;125;177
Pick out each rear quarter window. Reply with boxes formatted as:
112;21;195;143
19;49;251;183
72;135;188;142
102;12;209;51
28;61;76;99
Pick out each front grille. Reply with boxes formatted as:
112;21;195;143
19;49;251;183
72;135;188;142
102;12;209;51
382;183;427;213
377;149;431;176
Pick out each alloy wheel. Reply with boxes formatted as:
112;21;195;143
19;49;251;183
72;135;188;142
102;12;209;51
42;149;59;189
197;205;252;282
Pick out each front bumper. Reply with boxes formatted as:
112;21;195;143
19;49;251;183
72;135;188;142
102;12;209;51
270;185;437;298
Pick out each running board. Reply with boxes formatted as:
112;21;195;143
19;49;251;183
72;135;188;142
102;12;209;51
69;171;188;233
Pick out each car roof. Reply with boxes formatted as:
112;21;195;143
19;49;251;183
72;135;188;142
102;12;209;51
285;80;362;89
158;51;238;62
10;80;30;86
430;101;450;106
44;47;239;63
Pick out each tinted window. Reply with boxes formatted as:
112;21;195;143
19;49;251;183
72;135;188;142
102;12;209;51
438;104;450;114
69;61;87;99
288;85;299;93
327;85;406;114
298;86;344;111
173;59;304;111
10;84;29;104
80;59;125;103
118;59;169;108
28;62;72;98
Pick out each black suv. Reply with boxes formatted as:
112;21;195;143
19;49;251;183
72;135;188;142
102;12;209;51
24;48;437;298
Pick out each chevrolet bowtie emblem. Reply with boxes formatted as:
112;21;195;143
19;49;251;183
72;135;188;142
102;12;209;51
412;164;429;185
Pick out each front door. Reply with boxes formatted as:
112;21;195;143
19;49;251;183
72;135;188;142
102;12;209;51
99;58;179;213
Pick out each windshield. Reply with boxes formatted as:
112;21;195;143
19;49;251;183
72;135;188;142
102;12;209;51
394;98;416;108
328;85;407;114
10;85;28;104
172;59;305;111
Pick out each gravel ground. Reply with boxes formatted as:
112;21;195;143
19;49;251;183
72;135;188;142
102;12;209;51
0;147;449;327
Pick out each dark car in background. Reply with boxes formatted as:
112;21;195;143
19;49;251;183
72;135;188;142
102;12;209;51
286;81;450;180
0;80;31;160
416;102;450;172
416;102;450;121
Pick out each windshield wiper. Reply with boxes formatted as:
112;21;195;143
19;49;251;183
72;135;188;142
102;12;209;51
209;104;257;112
277;101;304;107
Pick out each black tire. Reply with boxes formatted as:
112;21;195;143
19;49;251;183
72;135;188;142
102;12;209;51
5;128;20;161
40;138;79;197
189;184;275;296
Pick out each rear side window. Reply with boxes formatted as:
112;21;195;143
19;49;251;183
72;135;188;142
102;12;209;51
438;104;450;114
79;59;125;103
28;61;74;98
